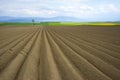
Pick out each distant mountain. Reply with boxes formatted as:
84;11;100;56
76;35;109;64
0;16;82;22
0;16;14;22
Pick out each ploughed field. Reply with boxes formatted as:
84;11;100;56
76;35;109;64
0;26;120;80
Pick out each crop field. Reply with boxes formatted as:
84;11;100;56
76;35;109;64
0;25;120;80
0;22;120;26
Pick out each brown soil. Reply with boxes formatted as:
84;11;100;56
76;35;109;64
0;26;120;80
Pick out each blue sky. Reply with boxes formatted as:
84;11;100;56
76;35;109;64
0;0;120;21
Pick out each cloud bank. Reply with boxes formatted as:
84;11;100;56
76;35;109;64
0;0;120;21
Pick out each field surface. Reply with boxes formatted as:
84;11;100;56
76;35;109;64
0;25;120;80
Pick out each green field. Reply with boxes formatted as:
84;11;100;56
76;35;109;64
0;22;120;26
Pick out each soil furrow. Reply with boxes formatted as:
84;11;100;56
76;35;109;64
0;31;35;55
0;29;37;71
46;29;85;80
54;30;120;70
0;28;40;80
50;29;120;80
16;28;41;80
0;26;119;80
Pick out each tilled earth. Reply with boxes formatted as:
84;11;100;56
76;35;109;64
0;26;120;80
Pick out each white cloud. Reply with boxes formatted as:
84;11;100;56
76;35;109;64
59;5;95;12
1;3;119;18
59;5;97;18
99;4;120;13
3;9;58;17
0;0;120;21
108;4;120;12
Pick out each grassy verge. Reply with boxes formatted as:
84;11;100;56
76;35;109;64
0;22;120;27
0;22;40;26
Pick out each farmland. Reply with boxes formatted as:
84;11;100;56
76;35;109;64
0;22;120;26
0;24;120;80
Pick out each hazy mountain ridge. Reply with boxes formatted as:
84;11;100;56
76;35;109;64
0;16;82;22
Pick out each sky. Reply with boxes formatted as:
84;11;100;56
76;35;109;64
0;0;120;21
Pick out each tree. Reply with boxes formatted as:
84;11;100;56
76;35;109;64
32;19;35;25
